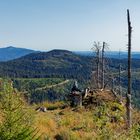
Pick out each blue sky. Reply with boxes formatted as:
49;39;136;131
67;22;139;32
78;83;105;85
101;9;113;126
0;0;139;51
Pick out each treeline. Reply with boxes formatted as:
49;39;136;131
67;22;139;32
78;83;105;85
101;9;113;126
13;78;74;104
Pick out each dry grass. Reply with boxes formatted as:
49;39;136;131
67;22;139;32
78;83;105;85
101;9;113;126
33;91;140;139
34;106;127;139
39;101;67;110
35;107;97;139
0;111;3;124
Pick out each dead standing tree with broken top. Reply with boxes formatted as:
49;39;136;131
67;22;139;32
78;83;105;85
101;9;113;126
91;41;109;90
126;9;132;129
92;42;101;89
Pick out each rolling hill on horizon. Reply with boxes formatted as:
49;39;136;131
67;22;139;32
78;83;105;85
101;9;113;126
0;45;140;62
0;46;38;61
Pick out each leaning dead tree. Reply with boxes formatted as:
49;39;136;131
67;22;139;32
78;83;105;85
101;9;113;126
126;9;132;128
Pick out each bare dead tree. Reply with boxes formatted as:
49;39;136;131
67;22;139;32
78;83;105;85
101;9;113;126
101;42;109;89
112;76;115;92
92;42;101;89
126;9;132;128
101;42;110;89
101;42;105;89
91;41;110;89
119;50;122;98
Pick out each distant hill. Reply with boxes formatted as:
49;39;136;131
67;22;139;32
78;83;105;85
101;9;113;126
0;46;37;61
0;49;93;80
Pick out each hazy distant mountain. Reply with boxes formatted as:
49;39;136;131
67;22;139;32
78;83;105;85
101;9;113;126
74;51;140;59
0;46;37;61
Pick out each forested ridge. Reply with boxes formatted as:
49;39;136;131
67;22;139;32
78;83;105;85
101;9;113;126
0;49;140;79
0;49;140;107
0;50;93;80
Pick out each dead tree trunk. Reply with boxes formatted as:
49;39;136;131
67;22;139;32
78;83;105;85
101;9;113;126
102;42;105;89
97;48;100;89
92;42;101;89
119;51;122;98
126;9;132;129
112;76;115;92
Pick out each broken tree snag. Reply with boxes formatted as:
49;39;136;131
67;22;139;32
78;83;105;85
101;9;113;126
92;42;101;89
102;42;105;89
126;9;132;129
112;76;115;92
96;44;100;89
119;50;122;99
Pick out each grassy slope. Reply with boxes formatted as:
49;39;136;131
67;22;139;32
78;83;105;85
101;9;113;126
1;79;140;139
34;90;140;140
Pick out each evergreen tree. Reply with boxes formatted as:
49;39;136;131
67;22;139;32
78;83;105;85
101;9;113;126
0;80;39;140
